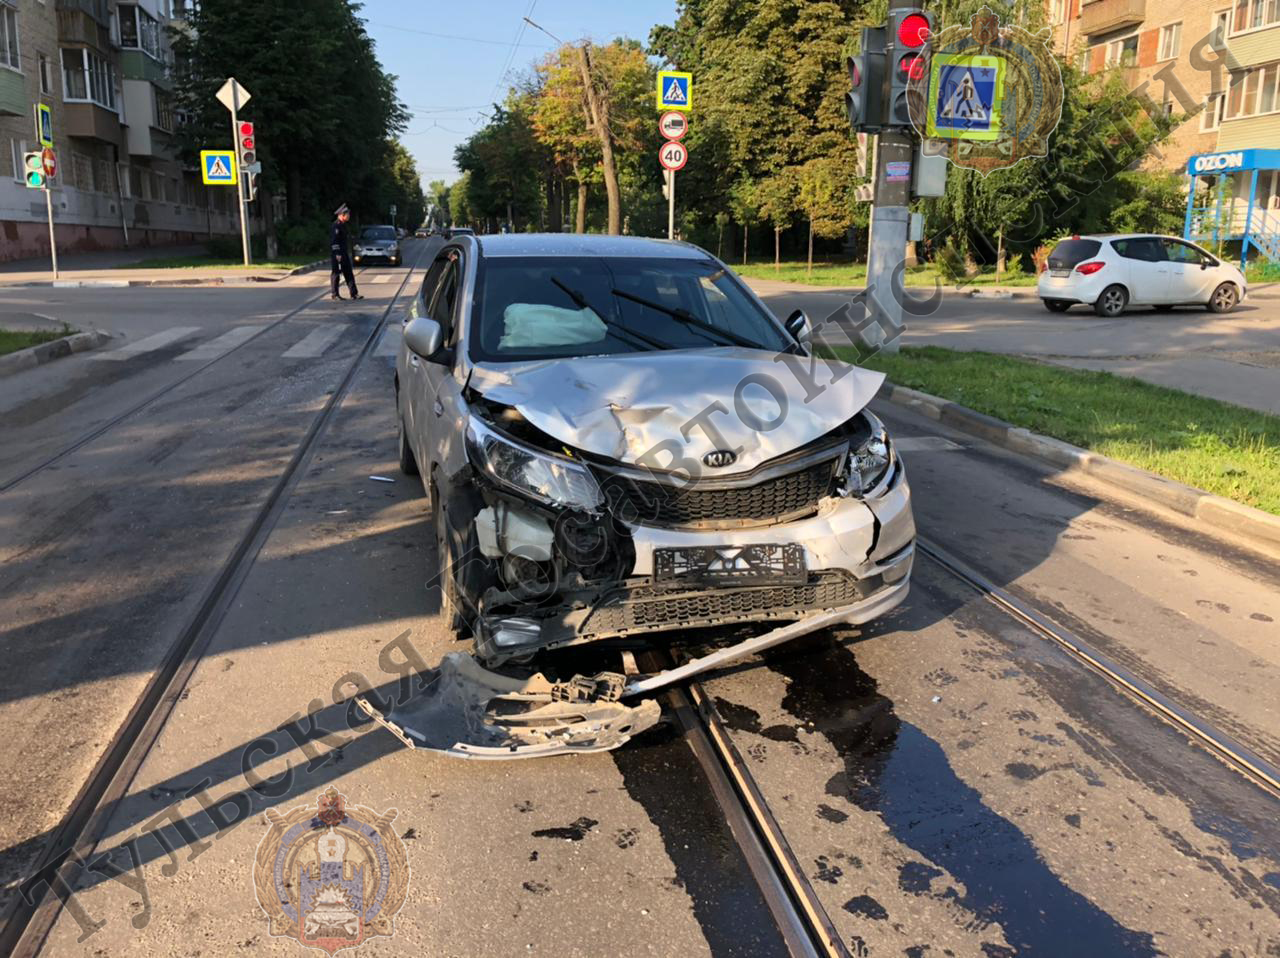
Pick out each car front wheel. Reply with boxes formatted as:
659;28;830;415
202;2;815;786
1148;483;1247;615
1043;299;1070;313
397;412;418;476
1094;285;1128;317
1207;282;1238;313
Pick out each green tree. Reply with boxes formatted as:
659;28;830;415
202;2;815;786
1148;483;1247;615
756;170;799;269
171;0;407;246
797;156;854;273
454;101;545;230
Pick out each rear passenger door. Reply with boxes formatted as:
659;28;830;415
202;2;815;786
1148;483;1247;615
1111;237;1169;304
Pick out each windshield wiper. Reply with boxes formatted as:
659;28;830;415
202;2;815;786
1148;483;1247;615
549;277;670;351
607;288;763;349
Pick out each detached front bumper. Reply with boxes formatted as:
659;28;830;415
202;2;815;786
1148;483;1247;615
474;464;915;664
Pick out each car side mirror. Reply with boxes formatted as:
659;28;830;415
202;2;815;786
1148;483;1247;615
404;317;443;360
784;308;811;343
1201;260;1211;270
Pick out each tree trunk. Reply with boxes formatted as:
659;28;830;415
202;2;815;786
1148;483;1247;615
578;43;622;235
263;188;279;260
286;164;302;221
742;224;748;266
996;228;1006;283
807;219;814;275
575;173;588;234
717;222;724;259
774;226;781;269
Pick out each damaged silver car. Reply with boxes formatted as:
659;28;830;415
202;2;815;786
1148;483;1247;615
383;234;914;756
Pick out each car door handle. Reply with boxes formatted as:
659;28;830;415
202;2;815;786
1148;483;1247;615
409;354;420;367
433;399;444;417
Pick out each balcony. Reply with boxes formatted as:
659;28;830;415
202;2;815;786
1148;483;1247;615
64;101;123;146
1080;0;1146;37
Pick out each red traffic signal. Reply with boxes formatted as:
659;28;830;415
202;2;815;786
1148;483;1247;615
897;12;930;48
238;121;256;165
898;53;927;81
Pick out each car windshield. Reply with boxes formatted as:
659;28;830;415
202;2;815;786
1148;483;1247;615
361;227;396;242
470;256;792;361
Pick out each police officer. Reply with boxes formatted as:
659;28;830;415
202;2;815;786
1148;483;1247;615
330;204;363;301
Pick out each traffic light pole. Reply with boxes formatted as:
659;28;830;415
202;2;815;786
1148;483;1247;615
865;130;911;354
44;187;58;280
229;89;251;267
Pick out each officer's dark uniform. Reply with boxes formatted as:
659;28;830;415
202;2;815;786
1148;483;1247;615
330;204;361;299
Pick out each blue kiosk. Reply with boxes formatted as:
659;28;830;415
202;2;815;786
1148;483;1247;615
1185;148;1280;267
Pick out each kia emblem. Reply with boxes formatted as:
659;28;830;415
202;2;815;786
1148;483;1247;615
702;449;738;468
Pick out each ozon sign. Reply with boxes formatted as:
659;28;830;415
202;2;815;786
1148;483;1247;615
1191;152;1244;173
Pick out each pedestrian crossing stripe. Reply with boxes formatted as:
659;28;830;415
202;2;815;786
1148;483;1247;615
656;70;692;112
200;149;237;185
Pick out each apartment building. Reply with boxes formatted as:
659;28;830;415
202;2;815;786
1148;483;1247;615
0;0;237;263
1051;0;1280;260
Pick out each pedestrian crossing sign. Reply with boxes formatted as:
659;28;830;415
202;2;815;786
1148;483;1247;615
200;149;237;185
656;71;692;112
927;54;1004;141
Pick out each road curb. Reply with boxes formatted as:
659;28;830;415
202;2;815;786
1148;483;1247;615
879;381;1280;557
0;329;113;377
0;259;325;289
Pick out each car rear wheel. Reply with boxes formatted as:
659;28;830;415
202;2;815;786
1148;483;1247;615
1094;285;1128;317
1043;299;1071;313
1207;282;1238;313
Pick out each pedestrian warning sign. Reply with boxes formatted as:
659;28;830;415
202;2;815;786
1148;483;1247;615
656;71;692;112
927;54;1004;141
200;149;237;185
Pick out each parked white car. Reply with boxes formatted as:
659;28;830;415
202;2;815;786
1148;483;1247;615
1038;234;1247;316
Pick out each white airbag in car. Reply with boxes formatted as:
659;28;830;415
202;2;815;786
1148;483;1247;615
500;303;607;349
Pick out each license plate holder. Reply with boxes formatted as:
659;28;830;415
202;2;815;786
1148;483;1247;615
1050;269;1071;278
653;543;807;583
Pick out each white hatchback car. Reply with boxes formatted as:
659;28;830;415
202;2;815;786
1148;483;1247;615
1037;234;1247;316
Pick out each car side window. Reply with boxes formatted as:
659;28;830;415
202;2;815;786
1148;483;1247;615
428;256;460;341
418;255;449;308
1112;238;1163;262
1163;239;1206;265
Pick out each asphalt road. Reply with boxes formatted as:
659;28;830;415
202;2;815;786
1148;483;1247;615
1;240;1277;956
747;279;1280;415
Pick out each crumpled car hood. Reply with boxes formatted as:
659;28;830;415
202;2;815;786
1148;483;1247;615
468;348;885;472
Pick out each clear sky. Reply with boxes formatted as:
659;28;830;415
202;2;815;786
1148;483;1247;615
358;0;679;188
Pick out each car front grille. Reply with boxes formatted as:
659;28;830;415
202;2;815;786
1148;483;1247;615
580;571;880;637
599;455;839;529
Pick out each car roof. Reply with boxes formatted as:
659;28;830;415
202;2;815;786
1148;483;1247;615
363;224;395;230
473;233;711;260
1065;233;1179;242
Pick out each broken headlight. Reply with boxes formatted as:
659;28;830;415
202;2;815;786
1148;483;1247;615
840;417;893;497
465;417;603;512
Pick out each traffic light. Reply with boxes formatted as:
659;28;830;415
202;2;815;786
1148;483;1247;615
23;152;45;189
237;121;255;167
887;8;932;129
245;171;259;202
847;26;886;133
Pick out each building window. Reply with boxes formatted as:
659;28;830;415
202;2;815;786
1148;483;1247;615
1213;10;1231;48
154;88;174;132
1051;0;1067;25
61;48;117;109
1224;61;1280;118
1202;92;1225;130
1231;0;1280;34
38;52;52;94
1159;23;1181;60
9;138;26;182
1105;34;1139;67
0;3;20;72
118;3;161;60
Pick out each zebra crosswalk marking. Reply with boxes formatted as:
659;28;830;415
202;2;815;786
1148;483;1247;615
88;327;201;361
175;325;266;361
282;325;345;359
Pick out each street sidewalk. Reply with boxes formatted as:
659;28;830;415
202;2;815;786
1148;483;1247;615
742;274;1280;301
0;244;323;288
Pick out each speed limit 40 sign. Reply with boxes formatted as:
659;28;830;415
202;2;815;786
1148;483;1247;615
659;141;688;172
